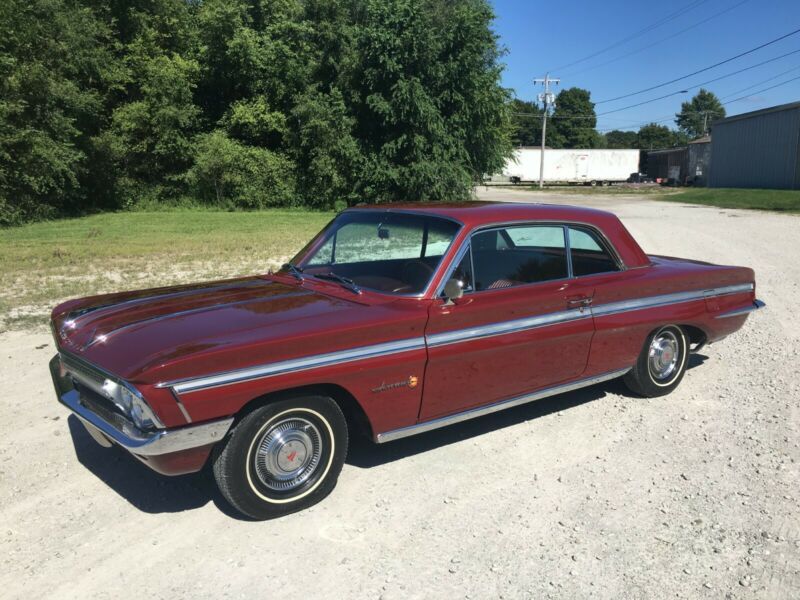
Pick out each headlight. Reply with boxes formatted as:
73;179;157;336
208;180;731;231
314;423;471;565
102;379;161;430
128;397;160;431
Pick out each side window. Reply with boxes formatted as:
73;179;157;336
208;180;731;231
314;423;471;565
472;225;567;290
568;227;620;276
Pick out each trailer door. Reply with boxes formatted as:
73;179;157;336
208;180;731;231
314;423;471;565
576;154;589;181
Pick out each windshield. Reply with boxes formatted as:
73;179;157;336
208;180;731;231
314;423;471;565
290;211;461;295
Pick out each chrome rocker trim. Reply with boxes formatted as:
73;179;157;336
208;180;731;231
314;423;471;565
375;368;630;443
51;356;232;456
714;298;766;319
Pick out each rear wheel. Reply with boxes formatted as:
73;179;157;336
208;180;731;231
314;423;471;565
212;395;348;520
623;325;688;397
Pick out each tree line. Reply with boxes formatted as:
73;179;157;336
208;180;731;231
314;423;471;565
0;0;511;225
510;88;726;150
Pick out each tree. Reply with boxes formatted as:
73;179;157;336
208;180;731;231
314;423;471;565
675;88;725;138
99;54;200;199
637;123;687;150
345;0;511;201
548;87;597;149
0;0;120;225
1;0;514;222
604;130;638;149
290;88;363;209
509;99;542;147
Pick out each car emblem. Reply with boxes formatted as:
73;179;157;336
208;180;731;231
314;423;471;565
372;375;419;393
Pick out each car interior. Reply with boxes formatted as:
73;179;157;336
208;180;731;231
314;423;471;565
451;225;620;293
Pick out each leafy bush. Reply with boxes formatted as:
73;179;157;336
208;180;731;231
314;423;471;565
188;131;296;208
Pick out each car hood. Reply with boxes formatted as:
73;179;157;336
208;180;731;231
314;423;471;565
51;276;361;381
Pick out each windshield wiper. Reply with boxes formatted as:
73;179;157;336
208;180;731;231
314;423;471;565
280;262;305;282
313;271;362;295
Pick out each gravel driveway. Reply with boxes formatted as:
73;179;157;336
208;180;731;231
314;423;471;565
1;187;797;599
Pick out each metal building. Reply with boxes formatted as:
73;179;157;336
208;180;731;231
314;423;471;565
709;101;800;189
686;135;711;187
645;147;688;184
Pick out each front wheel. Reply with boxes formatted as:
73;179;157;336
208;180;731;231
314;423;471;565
212;395;348;520
623;325;689;397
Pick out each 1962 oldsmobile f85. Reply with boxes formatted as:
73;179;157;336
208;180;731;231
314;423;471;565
50;203;764;519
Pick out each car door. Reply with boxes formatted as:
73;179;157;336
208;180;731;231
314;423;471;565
419;223;596;421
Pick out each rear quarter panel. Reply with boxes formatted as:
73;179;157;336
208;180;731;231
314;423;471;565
584;257;755;375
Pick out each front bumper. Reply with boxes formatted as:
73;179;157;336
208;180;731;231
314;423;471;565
51;355;232;474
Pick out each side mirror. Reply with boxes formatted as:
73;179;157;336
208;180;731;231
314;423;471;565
443;278;464;303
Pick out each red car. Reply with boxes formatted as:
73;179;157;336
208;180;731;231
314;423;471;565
50;203;764;519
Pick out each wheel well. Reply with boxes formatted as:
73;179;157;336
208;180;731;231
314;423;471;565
234;384;373;440
679;324;708;350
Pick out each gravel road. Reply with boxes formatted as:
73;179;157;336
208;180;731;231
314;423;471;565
1;187;797;599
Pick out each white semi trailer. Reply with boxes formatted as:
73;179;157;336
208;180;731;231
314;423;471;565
499;148;640;185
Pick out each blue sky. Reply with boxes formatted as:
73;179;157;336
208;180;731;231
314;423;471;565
491;0;800;131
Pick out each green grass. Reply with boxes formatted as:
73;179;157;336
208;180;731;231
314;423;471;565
658;188;800;212
0;209;334;332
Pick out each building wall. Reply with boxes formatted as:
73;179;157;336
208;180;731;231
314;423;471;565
645;147;688;182
687;142;711;187
709;106;800;189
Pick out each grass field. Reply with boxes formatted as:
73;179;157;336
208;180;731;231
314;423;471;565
659;187;800;212
0;209;333;331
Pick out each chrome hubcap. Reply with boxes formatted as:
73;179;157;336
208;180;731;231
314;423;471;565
648;330;680;381
254;418;322;491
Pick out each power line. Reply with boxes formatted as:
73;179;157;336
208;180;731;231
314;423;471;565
563;0;752;77
514;46;800;123
595;26;800;104
723;73;800;104
551;0;711;72
596;47;800;116
720;63;800;99
596;75;800;132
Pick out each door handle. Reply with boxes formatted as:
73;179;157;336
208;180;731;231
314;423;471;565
567;296;593;309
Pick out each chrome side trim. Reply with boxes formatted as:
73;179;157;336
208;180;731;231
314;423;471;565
427;308;590;348
714;298;766;319
164;337;427;394
375;368;630;443
592;283;754;317
427;283;754;348
159;283;754;395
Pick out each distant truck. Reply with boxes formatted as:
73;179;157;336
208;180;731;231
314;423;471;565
499;148;640;186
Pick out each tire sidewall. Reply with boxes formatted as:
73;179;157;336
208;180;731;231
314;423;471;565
214;395;347;520
637;325;688;396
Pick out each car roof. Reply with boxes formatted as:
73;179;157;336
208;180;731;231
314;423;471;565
347;201;614;227
344;201;651;268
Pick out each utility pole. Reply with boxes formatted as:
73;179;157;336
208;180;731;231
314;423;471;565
534;73;560;189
